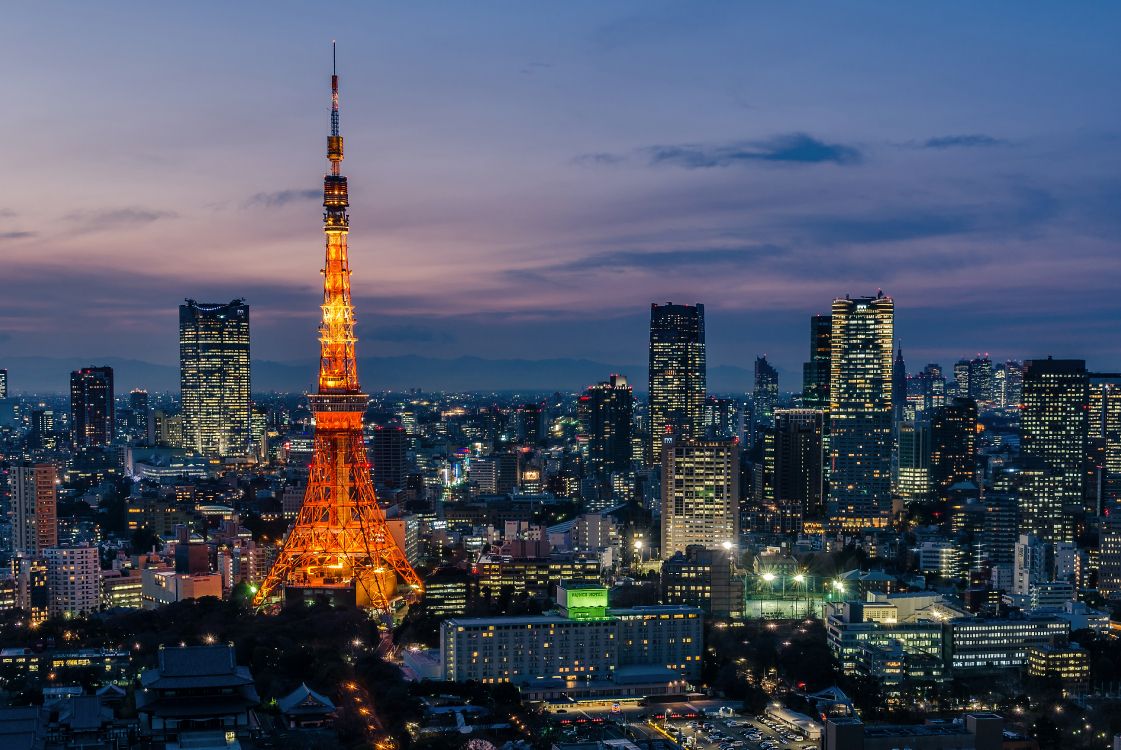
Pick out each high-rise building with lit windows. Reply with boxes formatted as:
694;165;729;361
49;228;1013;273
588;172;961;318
179;299;251;457
11;463;58;557
0;368;7;398
660;437;739;558
648;303;706;463
578;374;634;499
1020;357;1087;544
70;366;114;449
828;293;894;529
1088;374;1121;517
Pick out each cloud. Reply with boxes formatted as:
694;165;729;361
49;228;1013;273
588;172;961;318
0;209;16;219
0;231;34;240
920;134;1007;149
572;152;626;166
643;133;862;168
63;207;176;233
243;189;320;208
581;245;785;271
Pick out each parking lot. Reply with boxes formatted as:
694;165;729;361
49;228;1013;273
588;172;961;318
658;713;820;750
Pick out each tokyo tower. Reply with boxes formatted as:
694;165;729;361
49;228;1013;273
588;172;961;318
254;46;423;612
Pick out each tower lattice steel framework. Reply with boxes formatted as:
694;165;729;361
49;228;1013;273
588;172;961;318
254;47;423;611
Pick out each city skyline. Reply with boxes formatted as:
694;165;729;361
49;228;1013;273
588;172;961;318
2;4;1121;387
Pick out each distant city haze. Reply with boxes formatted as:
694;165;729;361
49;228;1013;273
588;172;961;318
3;4;1121;390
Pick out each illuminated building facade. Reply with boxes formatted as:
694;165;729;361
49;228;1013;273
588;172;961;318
828;293;894;530
440;583;702;694
70;366;114;449
578;374;634;505
896;421;931;502
254;51;422;611
44;545;100;619
945;616;1068;671
1020;358;1087;544
648;303;706;463
660;437;740;558
179;298;251;457
1088;374;1121;516
1026;643;1089;693
11;464;58;557
660;545;741;617
0;368;7;398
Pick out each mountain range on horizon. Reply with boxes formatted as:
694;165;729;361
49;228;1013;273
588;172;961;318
0;354;758;396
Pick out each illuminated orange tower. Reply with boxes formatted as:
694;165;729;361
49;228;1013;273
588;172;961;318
254;46;423;611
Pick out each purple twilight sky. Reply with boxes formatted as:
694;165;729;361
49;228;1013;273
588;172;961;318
2;3;1120;389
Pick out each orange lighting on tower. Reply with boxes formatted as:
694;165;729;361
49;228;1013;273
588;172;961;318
254;45;423;612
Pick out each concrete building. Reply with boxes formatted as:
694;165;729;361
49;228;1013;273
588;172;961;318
825;713;1004;750
660;437;740;558
141;568;223;609
440;583;701;699
10;464;58;558
43;545;101;619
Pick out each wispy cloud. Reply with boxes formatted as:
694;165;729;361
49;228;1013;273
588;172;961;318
643;133;862;168
578;133;862;169
243;189;320;209
918;134;1007;149
0;231;34;240
572;152;626;166
63;208;176;234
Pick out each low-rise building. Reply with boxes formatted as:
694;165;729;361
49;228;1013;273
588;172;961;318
140;568;223;609
440;582;701;699
1027;643;1089;694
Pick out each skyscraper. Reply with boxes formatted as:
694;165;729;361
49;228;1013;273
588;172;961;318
1020;357;1088;544
828;293;894;530
897;420;932;502
919;363;946;413
11;464;58;557
648;302;706;463
129;388;153;444
69;366;114;449
0;368;7;398
930;397;978;498
892;345;907;425
179;299;251;457
661;437;740;558
753;355;778;431
579;374;634;496
770;408;825;532
371;425;408;491
995;360;1023;411
801;314;832;409
1087;373;1121;517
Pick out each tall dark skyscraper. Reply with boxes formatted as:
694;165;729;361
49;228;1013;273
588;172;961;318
128;388;153;444
579;374;634;493
930;397;978;498
648;302;706;464
801;314;831;409
179;299;251;457
0;368;7;398
1020;357;1088;544
892;345;907;425
371;425;408;491
769;408;825;532
69;366;114;449
753;355;778;430
828;293;894;530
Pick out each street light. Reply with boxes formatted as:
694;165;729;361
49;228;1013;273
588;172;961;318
762;572;776;583
793;573;805;584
